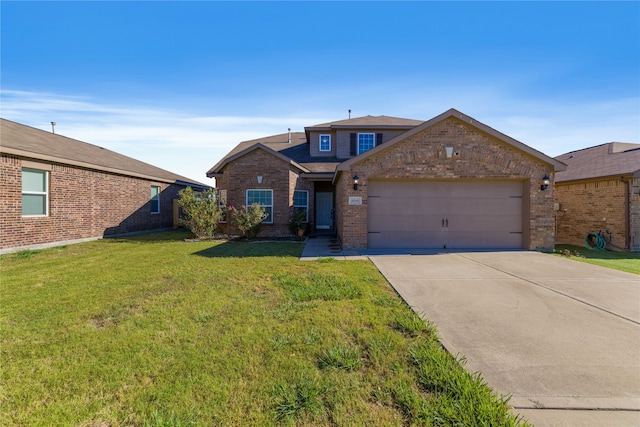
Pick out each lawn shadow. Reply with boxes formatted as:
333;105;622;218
194;240;304;258
555;244;640;260
105;229;194;243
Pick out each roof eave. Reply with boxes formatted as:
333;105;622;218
336;108;567;172
2;146;204;186
206;143;310;176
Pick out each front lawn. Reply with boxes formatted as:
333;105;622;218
1;231;528;426
554;244;640;275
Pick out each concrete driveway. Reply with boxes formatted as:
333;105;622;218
370;251;640;426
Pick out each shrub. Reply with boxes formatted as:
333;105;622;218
177;187;222;239
228;204;268;239
287;209;308;237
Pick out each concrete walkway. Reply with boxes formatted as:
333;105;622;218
370;252;640;426
300;236;367;260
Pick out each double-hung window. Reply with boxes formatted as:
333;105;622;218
293;190;309;222
246;189;273;223
358;133;375;154
319;134;331;152
22;168;49;216
150;186;161;214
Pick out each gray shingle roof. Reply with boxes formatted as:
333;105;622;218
554;142;640;182
1;118;208;187
307;115;423;129
206;131;341;176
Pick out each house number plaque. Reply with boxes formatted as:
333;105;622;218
348;196;362;205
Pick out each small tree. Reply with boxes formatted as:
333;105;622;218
288;209;308;238
229;203;268;239
177;187;222;239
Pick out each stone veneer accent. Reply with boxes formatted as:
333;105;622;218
1;154;181;252
214;149;314;237
335;117;555;250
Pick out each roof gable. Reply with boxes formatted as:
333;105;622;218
1;118;208;187
206;131;341;177
555;142;640;182
337;108;567;172
206;142;310;177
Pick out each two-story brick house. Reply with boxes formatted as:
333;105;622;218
207;108;566;251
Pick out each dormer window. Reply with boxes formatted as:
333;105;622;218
319;134;331;152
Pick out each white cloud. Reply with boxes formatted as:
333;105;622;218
1;90;329;183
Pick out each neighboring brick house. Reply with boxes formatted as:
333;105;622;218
207;108;566;251
1;118;209;254
554;142;640;252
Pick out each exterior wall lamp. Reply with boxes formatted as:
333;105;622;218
540;174;550;191
353;175;359;191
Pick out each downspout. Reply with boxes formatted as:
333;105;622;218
623;176;631;250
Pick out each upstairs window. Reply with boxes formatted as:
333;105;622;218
150;186;161;214
319;134;331;152
358;133;375;154
22;168;49;216
293;190;309;222
246;189;273;223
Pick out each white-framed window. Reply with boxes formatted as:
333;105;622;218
150;185;161;214
293;190;309;222
358;133;375;154
246;189;273;223
22;168;49;217
218;189;227;222
319;134;331;152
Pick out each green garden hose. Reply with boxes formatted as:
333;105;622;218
584;232;606;250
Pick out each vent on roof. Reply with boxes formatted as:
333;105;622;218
348;109;351;119
288;128;291;143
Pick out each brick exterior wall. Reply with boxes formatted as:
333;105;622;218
336;117;555;250
214;149;313;237
1;154;182;251
555;177;638;251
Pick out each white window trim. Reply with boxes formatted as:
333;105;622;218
22;168;49;217
319;134;331;152
293;190;309;223
151;185;161;214
246;189;273;224
358;133;375;155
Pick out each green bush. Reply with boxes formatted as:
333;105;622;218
287;209;308;237
228;203;268;239
177;187;222;239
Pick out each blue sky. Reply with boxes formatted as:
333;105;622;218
2;1;639;183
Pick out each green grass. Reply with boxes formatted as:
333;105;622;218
554;244;640;275
0;230;529;426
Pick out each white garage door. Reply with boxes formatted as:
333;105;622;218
367;180;524;249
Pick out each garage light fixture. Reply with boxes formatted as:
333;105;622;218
541;174;550;191
353;175;359;191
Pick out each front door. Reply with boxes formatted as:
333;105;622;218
316;192;334;229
